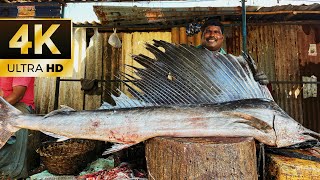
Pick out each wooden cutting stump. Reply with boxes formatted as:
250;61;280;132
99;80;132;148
145;137;257;180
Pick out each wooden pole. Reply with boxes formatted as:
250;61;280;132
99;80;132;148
195;32;202;46
145;137;258;180
179;27;187;44
171;27;180;44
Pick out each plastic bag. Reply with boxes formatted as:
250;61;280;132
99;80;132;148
108;28;122;48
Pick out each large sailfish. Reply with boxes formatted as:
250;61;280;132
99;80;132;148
0;40;318;154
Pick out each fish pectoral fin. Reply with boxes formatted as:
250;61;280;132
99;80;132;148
102;143;137;156
44;105;76;118
225;112;273;133
41;131;70;141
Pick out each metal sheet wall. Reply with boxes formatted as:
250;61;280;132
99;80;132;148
297;25;320;132
240;25;319;131
245;25;304;124
102;31;122;107
270;25;304;125
83;28;103;110
34;77;56;114
58;28;87;111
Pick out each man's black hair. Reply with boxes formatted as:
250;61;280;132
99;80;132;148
201;19;224;33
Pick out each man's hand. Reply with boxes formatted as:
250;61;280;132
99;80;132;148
254;71;269;85
0;89;3;97
242;51;258;75
242;51;269;85
5;85;27;105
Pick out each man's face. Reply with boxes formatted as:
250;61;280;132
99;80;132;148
201;25;224;51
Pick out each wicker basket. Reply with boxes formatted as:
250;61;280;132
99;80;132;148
37;139;96;175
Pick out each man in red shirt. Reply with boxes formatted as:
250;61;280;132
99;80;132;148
0;77;35;111
0;77;35;179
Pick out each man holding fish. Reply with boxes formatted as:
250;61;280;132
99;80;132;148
198;19;269;85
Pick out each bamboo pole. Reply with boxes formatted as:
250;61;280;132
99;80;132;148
179;27;187;44
171;27;180;44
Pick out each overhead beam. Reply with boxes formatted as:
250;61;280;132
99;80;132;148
73;20;320;31
247;10;320;15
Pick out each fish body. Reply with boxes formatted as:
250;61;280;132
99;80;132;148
0;97;317;151
0;40;318;153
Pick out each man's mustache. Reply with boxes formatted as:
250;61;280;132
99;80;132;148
206;37;218;41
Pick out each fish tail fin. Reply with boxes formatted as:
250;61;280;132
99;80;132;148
0;97;22;148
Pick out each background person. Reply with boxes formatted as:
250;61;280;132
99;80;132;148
0;77;36;179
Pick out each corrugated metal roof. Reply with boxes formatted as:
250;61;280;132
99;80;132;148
1;0;169;3
257;3;320;11
93;3;320;29
73;20;101;27
248;3;320;21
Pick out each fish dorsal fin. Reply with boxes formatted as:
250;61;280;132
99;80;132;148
99;91;153;109
44;105;76;118
119;40;272;106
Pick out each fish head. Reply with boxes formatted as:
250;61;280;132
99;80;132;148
273;111;319;148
